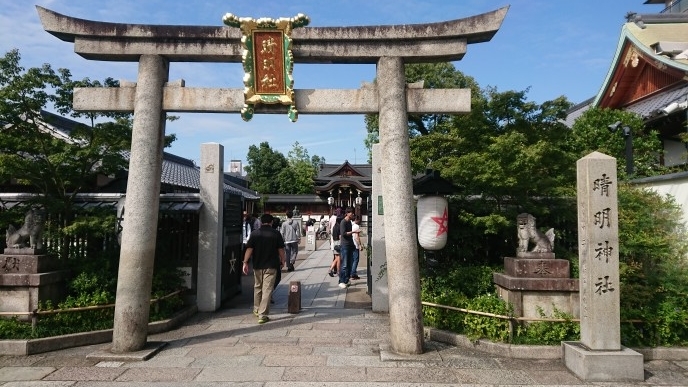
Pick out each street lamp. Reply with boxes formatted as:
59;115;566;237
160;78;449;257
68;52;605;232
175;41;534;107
327;194;334;216
608;121;634;176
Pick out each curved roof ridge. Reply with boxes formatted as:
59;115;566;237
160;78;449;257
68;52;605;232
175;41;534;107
593;22;688;107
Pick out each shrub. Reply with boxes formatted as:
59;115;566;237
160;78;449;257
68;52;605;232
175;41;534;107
513;306;580;345
463;293;512;342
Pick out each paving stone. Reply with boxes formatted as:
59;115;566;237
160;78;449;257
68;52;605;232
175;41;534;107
288;329;376;339
296;337;352;347
0;382;75;386
643;368;688;386
522;369;586;385
248;346;313;356
43;366;124;381
311;345;378;356
452;368;536;384
96;361;124;368
494;357;570;371
187;346;251;357
0;366;55;381
124;356;195;368
364;366;460;383
31;356;99;367
185;336;240;347
115;367;201;382
327;355;396;367
194;366;284;382
0;356;47;367
190;355;264;368
261;354;326;367
311;322;367;331
154;346;193;357
281;366;362;382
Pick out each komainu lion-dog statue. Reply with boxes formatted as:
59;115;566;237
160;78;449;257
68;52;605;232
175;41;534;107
5;208;45;250
516;213;555;254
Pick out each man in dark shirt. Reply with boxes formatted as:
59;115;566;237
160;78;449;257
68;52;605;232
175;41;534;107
338;207;357;288
242;214;286;324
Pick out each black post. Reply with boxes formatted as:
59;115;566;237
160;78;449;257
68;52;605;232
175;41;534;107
623;126;633;176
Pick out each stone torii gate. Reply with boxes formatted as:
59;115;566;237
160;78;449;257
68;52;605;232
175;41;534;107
38;6;507;355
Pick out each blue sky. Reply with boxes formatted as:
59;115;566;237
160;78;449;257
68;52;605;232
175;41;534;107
0;1;664;170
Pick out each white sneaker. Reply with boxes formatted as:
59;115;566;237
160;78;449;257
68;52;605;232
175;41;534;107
338;282;347;289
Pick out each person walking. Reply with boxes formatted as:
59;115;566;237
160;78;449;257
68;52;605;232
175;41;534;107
338;207;357;288
271;216;282;304
242;214;286;324
280;210;301;272
242;211;254;252
328;214;343;277
350;216;362;280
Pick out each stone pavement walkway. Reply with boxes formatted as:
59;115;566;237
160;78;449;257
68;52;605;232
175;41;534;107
1;241;688;386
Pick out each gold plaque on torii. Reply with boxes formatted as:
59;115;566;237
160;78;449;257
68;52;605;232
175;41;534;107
223;13;309;122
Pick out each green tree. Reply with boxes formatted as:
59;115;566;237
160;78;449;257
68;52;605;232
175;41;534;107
244;142;290;194
428;88;577;266
364;62;482;162
566;107;665;179
286;141;323;194
0;50;134;205
0;49;138;258
245;141;325;195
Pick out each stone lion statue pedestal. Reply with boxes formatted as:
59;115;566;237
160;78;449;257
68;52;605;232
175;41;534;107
1;210;69;322
493;214;579;319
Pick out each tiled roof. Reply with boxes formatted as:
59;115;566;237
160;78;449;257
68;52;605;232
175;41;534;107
159;153;260;199
626;84;688;119
562;97;594;128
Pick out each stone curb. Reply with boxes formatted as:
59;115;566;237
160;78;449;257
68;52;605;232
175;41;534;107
424;327;688;361
0;305;197;356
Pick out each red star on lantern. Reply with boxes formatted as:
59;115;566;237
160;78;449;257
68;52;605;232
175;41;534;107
431;207;449;236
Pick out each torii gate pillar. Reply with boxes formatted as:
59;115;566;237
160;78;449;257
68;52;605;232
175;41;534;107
378;57;423;353
112;55;169;352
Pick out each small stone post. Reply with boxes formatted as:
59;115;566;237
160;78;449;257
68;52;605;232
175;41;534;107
377;57;423;354
112;55;168;353
197;143;224;312
288;281;301;313
371;143;388;313
563;151;643;381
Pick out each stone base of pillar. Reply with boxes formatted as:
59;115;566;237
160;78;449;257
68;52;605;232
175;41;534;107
87;341;167;362
563;341;644;381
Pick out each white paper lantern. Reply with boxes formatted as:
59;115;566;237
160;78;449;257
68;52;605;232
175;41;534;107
417;195;448;250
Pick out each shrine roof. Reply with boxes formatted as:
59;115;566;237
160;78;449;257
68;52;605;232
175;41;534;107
593;14;688;109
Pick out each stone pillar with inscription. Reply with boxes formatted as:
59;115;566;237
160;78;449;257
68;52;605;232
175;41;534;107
197;143;224;312
563;151;643;382
371;144;388;313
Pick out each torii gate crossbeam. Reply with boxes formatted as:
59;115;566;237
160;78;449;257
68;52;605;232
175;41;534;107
37;5;507;355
